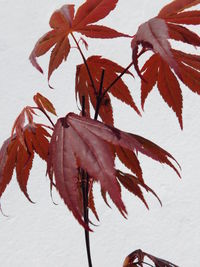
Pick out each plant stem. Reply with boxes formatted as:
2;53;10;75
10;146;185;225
101;48;146;100
81;170;92;267
81;96;93;267
101;61;133;99
94;69;105;120
71;33;97;95
39;108;55;128
133;261;154;267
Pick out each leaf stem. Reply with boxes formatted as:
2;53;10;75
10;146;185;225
133;261;154;267
101;61;134;99
71;33;97;95
142;262;154;267
94;69;105;120
81;96;93;267
101;48;146;100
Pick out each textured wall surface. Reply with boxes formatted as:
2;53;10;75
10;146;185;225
0;1;200;266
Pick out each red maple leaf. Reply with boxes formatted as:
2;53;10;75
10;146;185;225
132;0;200;128
123;249;179;267
11;106;36;147
30;1;129;82
0;124;50;203
33;93;57;116
76;56;140;125
47;113;180;229
0;93;55;204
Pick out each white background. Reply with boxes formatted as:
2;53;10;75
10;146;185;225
0;0;200;266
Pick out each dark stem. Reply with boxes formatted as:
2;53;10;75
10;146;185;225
101;61;133;99
101;48;147;100
82;95;86;117
142;262;154;267
81;96;93;267
71;33;97;96
94;69;105;120
39;109;55;128
134;261;154;267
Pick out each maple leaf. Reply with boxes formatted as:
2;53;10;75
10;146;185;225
34;93;57;116
88;180;99;221
0;124;50;203
132;0;200;128
30;1;129;82
11;106;36;147
76;56;140;125
141;54;183;128
0;93;55;204
47;113;180;228
116;170;161;209
131;18;180;80
158;0;200;19
123;249;179;267
11;93;55;146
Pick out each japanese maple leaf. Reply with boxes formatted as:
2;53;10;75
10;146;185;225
132;0;200;128
131;17;180;80
116;170;161;209
30;1;129;82
0;93;55;204
34;93;57;116
11;93;56;146
47;113;180;229
0;124;50;203
123;249;179;267
76;56;140;125
11;106;36;148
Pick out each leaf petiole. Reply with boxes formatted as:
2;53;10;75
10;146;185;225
71;33;97;96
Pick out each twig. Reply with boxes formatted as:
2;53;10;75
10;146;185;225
81;96;93;267
94;69;105;120
71;33;97;96
101;61;133;99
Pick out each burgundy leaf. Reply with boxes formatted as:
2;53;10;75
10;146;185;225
75;56;140;125
116;170;162;209
168;23;200;46
157;58;183;129
34;93;57;116
0;138;18;199
158;0;200;18
131;18;180;80
47;113;180;228
164;10;200;25
30;1;129;81
134;0;200;128
123;249;179;267
76;25;130;38
72;0;118;27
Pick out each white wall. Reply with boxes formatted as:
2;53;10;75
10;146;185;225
0;1;200;266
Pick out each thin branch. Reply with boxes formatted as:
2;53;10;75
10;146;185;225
142;262;154;267
101;47;147;99
81;96;93;267
81;170;93;267
101;61;133;99
134;261;154;267
82;95;86;117
94;69;105;120
71;33;97;96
